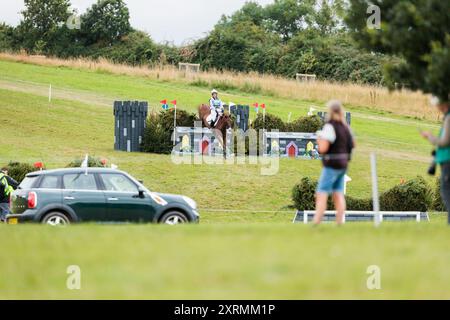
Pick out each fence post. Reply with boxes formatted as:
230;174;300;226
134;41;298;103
371;153;381;227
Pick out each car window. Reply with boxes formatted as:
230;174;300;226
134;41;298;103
19;176;38;190
39;175;59;189
63;173;98;191
100;173;138;193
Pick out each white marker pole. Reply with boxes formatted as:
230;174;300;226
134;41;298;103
173;104;177;146
49;84;52;103
263;107;266;131
371;153;381;227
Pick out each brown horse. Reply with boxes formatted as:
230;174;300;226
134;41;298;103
198;104;233;158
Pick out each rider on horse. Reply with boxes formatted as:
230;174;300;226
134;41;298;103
207;89;224;128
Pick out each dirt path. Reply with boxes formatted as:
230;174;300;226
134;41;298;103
0;78;115;108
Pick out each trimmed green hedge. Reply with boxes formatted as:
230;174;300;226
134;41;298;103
432;178;446;212
142;109;198;154
379;176;432;212
252;113;323;133
66;156;107;168
292;176;433;212
3;162;36;183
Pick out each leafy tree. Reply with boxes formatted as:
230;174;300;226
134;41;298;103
82;0;131;45
89;30;156;65
265;0;315;41
18;0;71;52
0;23;15;50
346;0;450;102
194;19;281;72
229;2;266;26
313;0;345;34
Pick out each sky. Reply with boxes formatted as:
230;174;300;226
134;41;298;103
0;0;274;45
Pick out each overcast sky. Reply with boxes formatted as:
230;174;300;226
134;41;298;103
0;0;274;45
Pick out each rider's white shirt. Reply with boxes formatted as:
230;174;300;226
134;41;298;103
210;98;223;111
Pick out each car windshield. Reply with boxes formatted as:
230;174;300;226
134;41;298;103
19;176;38;190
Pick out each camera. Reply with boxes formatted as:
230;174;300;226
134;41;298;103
428;150;437;176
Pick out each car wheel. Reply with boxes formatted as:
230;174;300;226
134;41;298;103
42;212;70;226
160;211;189;225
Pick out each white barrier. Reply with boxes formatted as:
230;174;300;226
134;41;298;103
293;211;430;224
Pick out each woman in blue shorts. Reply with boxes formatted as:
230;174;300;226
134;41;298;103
313;101;355;225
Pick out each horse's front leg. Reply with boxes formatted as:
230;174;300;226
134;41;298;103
212;129;225;156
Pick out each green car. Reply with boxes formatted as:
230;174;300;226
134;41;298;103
7;168;199;225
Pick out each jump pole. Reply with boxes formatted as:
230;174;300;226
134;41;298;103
371;152;381;227
172;101;177;146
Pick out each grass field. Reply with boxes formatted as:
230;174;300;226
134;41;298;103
0;57;448;299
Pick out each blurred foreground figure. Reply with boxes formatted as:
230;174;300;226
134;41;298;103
314;101;355;225
421;97;450;225
0;168;19;222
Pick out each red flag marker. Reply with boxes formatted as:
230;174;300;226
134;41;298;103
160;99;167;105
260;103;266;109
171;100;177;105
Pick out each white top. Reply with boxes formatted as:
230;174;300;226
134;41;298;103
317;124;336;143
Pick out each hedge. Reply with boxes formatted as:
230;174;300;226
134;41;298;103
292;176;433;212
432;178;446;212
252;113;323;133
142;109;198;154
66;156;107;168
3;162;36;183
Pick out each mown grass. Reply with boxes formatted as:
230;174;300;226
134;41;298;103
1;217;449;300
0;58;448;300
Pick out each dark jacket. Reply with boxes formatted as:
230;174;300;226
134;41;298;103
322;120;354;170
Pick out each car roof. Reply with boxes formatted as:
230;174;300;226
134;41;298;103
26;167;126;176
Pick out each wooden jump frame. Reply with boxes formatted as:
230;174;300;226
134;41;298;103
296;73;317;83
293;211;430;224
179;63;200;73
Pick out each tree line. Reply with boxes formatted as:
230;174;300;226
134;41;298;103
0;0;448;100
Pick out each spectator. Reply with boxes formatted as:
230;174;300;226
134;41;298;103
314;101;355;225
421;96;450;225
0;167;19;222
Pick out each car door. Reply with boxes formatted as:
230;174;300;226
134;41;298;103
98;172;156;223
62;173;106;222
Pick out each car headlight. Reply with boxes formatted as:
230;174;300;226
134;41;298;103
182;196;197;210
150;193;168;206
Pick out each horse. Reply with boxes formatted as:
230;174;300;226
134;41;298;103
198;104;233;158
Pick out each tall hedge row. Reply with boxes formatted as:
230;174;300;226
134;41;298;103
292;176;434;212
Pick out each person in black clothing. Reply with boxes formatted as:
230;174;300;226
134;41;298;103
0;167;19;221
314;101;355;225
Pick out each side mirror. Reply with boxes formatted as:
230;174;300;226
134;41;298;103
138;189;145;198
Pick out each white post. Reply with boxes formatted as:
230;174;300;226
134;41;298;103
263;108;266;131
371;153;381;227
344;175;352;195
173;105;177;146
303;211;308;224
49;84;52;103
288;112;292;123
